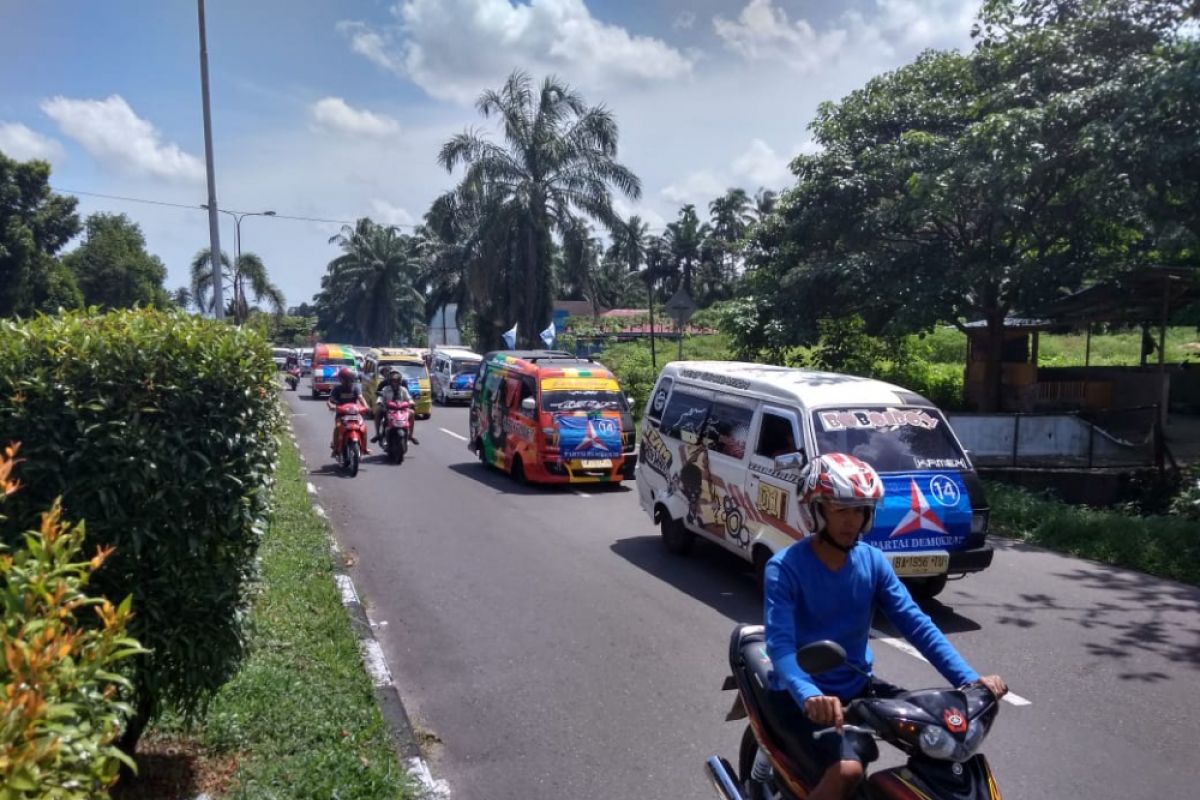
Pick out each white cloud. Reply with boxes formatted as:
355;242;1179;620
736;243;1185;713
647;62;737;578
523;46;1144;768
731;138;793;188
673;11;696;30
41;95;204;182
370;198;416;226
0;122;65;163
339;0;694;104
311;97;401;137
714;0;976;73
661;170;725;206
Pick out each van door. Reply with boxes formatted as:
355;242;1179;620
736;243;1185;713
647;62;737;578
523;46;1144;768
694;396;757;557
745;405;807;555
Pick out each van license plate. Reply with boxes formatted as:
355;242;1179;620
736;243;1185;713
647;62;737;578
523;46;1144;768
581;459;612;469
889;553;949;577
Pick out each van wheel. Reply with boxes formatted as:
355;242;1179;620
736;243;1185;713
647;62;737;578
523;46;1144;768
661;515;694;555
907;575;948;601
753;547;773;589
511;457;529;485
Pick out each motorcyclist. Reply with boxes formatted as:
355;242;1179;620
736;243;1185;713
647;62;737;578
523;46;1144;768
327;367;370;457
374;367;419;445
764;453;1007;800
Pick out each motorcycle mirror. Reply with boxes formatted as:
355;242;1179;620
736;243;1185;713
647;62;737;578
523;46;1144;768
795;640;846;675
772;451;806;472
521;397;536;412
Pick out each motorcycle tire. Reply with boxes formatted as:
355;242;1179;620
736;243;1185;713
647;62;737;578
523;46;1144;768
347;440;360;477
388;429;404;464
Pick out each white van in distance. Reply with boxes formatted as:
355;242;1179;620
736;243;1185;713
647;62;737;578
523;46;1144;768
634;362;993;598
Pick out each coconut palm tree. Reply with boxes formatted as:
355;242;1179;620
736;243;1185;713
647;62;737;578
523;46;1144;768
322;218;426;346
753;187;779;218
438;70;641;348
190;248;285;322
663;204;707;296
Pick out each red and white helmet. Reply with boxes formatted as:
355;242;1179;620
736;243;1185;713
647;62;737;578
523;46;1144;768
797;453;884;536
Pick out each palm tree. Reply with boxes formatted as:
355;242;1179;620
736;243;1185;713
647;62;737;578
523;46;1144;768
170;286;192;310
663;204;707;296
438;70;641;348
190;248;285;322
609;215;649;274
708;188;754;292
322;218;426;345
753;188;779;218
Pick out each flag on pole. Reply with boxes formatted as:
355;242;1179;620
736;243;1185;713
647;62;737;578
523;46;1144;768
540;321;556;348
502;323;518;349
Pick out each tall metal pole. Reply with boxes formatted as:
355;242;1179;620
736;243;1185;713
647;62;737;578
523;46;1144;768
233;213;243;322
197;0;224;319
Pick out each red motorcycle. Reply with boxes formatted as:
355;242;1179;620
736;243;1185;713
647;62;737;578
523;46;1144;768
382;400;413;464
334;403;369;477
285;366;301;391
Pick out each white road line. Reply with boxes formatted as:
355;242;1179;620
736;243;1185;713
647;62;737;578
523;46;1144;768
869;629;1031;707
406;756;451;798
359;639;393;687
574;489;593;498
440;427;468;441
335;574;359;606
314;505;327;519
307;482;318;496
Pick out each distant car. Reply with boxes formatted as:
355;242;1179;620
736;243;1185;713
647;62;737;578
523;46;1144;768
271;347;294;370
299;347;314;375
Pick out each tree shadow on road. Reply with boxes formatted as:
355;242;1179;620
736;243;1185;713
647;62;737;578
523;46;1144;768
610;535;763;624
445;461;574;496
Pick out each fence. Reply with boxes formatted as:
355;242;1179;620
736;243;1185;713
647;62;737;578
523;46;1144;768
948;406;1163;469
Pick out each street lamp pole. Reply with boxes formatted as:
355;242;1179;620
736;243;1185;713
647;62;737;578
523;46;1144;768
197;0;224;319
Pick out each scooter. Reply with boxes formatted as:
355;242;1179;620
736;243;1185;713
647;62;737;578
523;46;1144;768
334;403;369;477
706;625;1003;799
381;400;413;464
285;366;301;391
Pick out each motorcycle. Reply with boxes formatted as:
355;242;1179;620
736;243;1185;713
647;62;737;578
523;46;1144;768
333;403;369;477
706;625;1003;800
285;366;301;391
381;399;413;464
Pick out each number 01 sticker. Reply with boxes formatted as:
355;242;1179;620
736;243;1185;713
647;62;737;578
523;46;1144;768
757;483;786;519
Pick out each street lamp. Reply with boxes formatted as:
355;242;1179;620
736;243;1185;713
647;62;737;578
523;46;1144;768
200;205;275;320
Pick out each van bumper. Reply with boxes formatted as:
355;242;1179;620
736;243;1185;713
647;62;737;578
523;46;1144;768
948;544;994;575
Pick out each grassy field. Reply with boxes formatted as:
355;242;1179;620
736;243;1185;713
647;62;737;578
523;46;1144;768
987;480;1200;586
120;437;413;800
919;325;1200;367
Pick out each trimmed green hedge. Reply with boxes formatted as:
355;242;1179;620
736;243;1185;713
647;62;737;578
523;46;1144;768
0;309;280;750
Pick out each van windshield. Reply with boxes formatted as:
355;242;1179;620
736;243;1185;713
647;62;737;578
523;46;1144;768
320;357;357;367
384;363;426;380
542;390;628;413
811;407;968;472
451;359;479;375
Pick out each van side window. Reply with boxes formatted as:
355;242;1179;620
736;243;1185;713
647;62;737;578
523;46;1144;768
756;412;799;459
707;402;754;460
646;377;674;426
520;376;537;419
659;390;711;443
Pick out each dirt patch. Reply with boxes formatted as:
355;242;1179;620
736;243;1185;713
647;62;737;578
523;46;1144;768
111;735;240;800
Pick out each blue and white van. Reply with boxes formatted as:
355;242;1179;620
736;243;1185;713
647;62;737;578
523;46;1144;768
634;362;993;597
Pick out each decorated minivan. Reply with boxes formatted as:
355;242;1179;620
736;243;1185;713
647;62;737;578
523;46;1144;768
634;361;993;598
468;350;637;484
309;343;360;397
431;346;482;405
362;348;433;419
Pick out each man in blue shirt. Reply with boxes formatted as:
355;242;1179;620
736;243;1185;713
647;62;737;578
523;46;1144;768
764;453;1006;800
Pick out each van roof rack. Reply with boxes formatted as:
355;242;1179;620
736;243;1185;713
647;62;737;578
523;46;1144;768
484;349;586;364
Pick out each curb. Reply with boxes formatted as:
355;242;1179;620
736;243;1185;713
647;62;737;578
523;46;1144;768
303;469;450;797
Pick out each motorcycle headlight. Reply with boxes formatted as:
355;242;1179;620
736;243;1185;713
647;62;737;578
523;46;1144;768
918;725;958;760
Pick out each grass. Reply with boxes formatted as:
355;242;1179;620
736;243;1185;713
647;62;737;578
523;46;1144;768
129;436;414;799
986;480;1200;586
919;325;1199;367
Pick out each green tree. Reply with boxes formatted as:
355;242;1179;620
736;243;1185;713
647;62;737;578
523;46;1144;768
190;248;285;323
662;204;707;296
0;153;81;316
62;213;169;310
318;218;426;345
438;70;641;348
170;286;193;309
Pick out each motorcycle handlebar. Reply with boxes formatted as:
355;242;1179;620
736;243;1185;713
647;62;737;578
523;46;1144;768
812;724;875;740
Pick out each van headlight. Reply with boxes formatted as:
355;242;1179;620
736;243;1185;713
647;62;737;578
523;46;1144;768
970;511;988;535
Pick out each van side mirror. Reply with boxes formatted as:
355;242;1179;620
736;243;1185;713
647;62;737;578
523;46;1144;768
773;452;806;472
521;397;536;413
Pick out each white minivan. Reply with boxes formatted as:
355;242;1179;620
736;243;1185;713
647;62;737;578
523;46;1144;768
431;347;483;405
634;362;993;598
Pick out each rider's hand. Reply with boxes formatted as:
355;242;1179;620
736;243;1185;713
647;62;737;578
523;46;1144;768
804;695;844;730
977;675;1007;699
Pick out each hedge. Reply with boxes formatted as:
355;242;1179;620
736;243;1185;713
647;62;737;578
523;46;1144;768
0;309;280;752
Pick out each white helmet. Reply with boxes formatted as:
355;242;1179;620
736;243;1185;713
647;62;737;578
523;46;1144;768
797;453;885;545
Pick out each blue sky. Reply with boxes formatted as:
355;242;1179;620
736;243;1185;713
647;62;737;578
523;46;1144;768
0;0;978;310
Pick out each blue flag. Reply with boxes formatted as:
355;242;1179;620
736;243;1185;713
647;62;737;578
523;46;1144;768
502;323;518;349
540;321;556;348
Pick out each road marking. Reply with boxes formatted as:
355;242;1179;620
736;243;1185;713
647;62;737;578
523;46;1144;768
314;505;327;519
406;756;451;798
307;482;318;496
574;489;593;498
869;629;1031;707
335;574;359;606
359;639;393;687
440;427;468;441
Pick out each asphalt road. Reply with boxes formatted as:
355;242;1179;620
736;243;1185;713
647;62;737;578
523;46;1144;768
284;389;1200;799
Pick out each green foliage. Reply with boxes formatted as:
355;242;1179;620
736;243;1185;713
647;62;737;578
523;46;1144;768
595;335;732;420
987;479;1200;585
0;446;146;799
62;214;169;311
191;249;285;324
0;309;281;751
265;314;318;347
197;441;413;798
0;153;81;317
